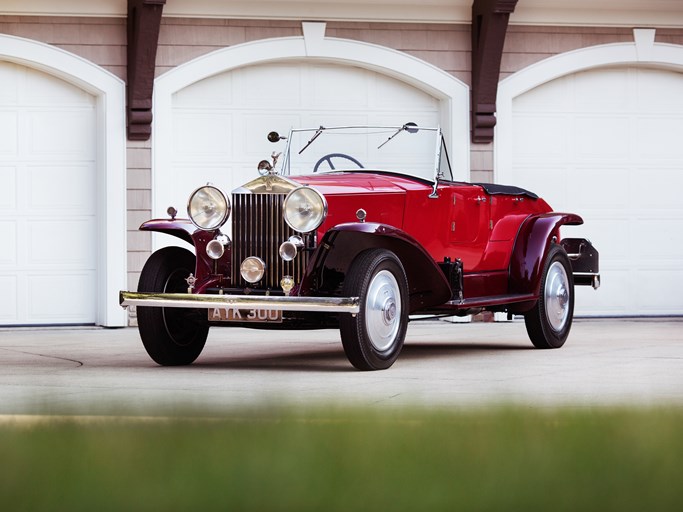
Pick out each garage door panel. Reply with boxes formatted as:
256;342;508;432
637;168;681;208
373;74;440;110
0;221;17;265
311;66;368;108
636;117;683;159
575;68;630;112
512;77;570;112
173;112;233;160
633;219;683;260
24;67;93;106
26;272;96;323
28;111;96;160
174;73;233;108
236;64;302;108
637;69;683;112
0;63;18;103
27;219;96;267
0;167;17;208
566;168;629;209
513;115;568;159
574;116;630;159
636;270;683;313
29;166;96;213
300;113;370;129
575;269;631;315
0;112;19;155
0;276;18;322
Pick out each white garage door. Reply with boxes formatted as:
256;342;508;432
0;62;97;325
507;66;683;316
157;62;441;227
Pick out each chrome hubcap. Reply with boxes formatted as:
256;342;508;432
544;261;570;332
365;270;402;352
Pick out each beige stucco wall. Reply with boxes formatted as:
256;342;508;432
1;15;682;299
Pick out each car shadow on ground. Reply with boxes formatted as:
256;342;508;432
190;342;532;373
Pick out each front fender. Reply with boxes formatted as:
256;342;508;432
302;222;451;313
508;213;583;296
140;218;196;246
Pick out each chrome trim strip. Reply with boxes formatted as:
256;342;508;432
120;291;360;314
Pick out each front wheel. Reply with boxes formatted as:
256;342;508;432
137;246;209;365
340;249;409;370
524;244;574;349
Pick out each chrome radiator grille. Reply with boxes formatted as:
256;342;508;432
232;193;309;290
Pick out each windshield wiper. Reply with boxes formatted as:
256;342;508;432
298;126;325;154
377;122;419;149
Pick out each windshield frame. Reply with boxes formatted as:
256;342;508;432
279;125;453;184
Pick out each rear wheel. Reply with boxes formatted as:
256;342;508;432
340;249;408;370
137;247;209;365
524;244;574;349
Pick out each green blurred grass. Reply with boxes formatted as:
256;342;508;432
2;407;683;511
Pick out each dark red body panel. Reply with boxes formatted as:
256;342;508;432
141;171;581;313
296;172;555;302
139;219;230;293
300;222;452;313
508;212;583;297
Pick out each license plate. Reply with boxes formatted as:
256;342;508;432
209;307;283;323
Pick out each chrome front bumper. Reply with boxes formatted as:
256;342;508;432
119;291;360;314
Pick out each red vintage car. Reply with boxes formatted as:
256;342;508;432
120;124;599;370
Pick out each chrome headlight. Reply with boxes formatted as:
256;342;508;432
279;235;304;262
206;234;230;260
282;186;327;233
240;256;266;284
187;185;230;230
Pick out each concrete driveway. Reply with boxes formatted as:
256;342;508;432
1;318;682;415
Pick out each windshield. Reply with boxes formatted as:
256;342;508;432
278;125;453;183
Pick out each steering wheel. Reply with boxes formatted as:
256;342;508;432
313;153;364;172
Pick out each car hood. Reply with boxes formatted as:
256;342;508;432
288;171;430;196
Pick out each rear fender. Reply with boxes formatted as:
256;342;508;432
302;222;451;313
508;213;583;296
